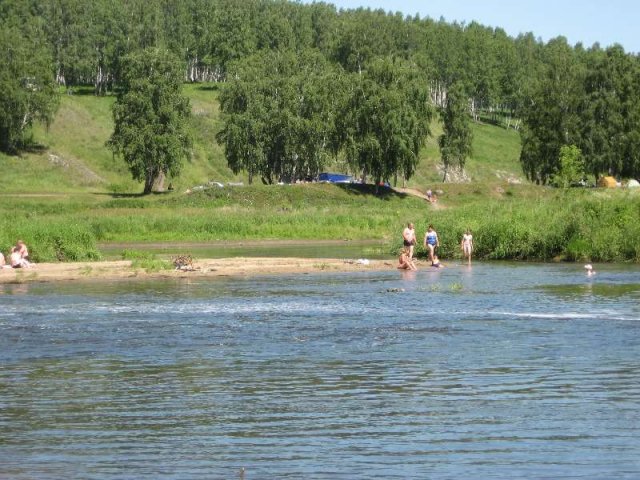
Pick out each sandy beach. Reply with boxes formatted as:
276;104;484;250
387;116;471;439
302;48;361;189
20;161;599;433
0;257;395;284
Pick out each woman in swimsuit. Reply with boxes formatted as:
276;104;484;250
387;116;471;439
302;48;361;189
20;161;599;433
424;224;439;263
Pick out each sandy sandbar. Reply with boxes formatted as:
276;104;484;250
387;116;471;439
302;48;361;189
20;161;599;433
0;257;397;284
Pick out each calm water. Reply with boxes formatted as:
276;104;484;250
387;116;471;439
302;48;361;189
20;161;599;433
1;263;639;479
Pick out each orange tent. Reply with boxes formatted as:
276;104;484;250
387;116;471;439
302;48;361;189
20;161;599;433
597;176;617;188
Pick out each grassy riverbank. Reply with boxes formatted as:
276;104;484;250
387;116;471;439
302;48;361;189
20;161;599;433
1;84;638;264
2;183;639;264
403;187;640;263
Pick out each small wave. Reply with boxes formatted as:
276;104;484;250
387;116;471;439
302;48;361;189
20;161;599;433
489;311;634;321
88;299;391;317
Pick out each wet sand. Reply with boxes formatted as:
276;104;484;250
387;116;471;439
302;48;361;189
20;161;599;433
0;257;395;284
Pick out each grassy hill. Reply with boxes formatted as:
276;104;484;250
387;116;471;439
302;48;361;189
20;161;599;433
1;83;524;194
4;83;637;264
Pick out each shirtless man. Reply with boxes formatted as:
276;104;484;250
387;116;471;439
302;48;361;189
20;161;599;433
402;223;417;259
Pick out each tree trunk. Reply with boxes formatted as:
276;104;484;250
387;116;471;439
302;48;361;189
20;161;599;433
152;170;166;192
144;169;161;194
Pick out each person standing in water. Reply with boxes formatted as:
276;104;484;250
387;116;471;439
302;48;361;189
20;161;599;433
424;224;439;264
461;229;473;265
402;222;417;259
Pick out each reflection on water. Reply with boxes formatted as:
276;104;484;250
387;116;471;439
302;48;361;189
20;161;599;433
1;263;639;479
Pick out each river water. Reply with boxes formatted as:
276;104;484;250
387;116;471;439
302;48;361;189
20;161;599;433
1;263;639;479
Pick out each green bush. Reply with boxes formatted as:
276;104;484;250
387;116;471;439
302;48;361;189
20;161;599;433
0;221;100;262
121;250;171;272
399;191;640;263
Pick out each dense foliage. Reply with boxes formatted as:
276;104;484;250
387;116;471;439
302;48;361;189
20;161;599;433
217;49;341;184
439;82;473;181
0;21;59;152
2;0;640;182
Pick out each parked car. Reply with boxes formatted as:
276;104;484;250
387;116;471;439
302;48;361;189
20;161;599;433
317;172;353;183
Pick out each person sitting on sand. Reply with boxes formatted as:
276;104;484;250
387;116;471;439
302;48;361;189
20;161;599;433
10;247;31;269
398;249;417;271
15;240;30;262
9;240;31;268
0;251;6;268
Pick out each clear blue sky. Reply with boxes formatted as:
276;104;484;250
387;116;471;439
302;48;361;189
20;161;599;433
302;0;639;54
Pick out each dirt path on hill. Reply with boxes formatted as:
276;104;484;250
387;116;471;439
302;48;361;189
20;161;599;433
393;187;446;208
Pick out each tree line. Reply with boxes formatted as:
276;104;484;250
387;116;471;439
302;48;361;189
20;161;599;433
2;0;640;190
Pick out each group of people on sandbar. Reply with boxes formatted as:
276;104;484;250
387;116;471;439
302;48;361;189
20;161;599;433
0;240;33;269
398;223;473;271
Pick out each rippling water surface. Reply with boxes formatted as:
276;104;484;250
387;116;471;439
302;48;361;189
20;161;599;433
1;263;639;479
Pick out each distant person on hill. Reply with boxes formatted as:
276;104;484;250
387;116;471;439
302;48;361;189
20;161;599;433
402;222;417;259
461;229;473;265
423;224;439;263
398;249;417;271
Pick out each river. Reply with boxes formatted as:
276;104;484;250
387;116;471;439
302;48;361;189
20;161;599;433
1;262;639;479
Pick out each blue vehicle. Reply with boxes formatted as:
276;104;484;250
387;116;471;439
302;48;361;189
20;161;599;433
317;172;353;183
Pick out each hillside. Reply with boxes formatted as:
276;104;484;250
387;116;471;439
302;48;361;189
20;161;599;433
1;84;524;195
2;90;639;266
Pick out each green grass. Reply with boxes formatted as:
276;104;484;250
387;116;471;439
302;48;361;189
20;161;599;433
121;249;172;272
2;83;638;264
1;83;523;195
2;180;638;263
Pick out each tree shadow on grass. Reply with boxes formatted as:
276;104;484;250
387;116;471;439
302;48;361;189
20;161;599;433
194;84;220;92
64;85;108;96
335;183;410;200
1;142;48;156
94;190;176;199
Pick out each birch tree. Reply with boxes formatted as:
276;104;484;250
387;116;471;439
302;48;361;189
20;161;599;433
107;48;192;194
336;56;433;185
438;82;473;182
0;25;59;153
